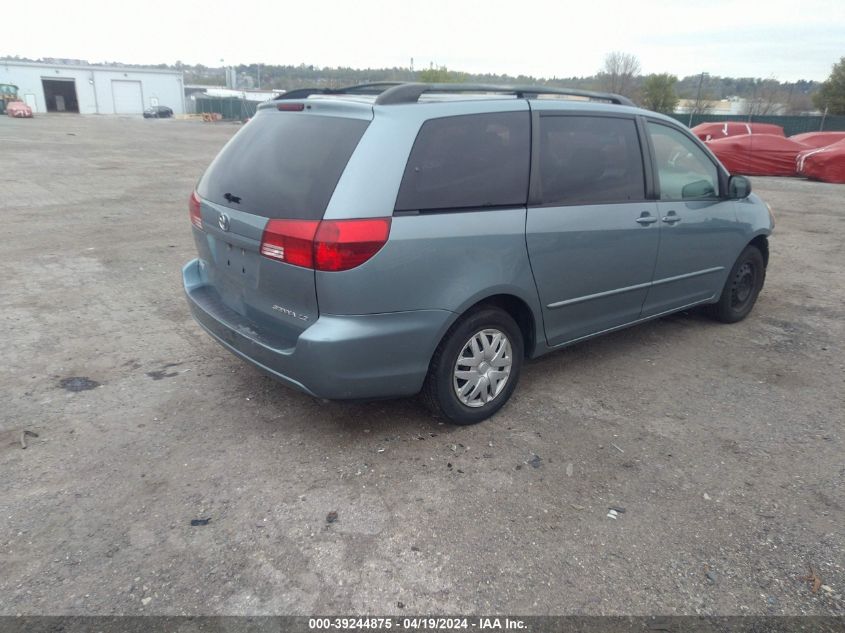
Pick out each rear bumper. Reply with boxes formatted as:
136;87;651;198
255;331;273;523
183;259;454;400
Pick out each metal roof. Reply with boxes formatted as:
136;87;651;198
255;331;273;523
1;60;183;76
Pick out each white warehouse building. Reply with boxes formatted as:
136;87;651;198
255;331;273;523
0;60;185;115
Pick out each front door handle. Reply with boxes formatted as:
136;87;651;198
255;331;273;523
662;211;681;224
636;213;658;225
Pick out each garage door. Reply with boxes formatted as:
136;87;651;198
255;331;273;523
111;80;143;114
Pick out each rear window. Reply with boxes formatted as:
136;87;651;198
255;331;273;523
395;112;530;211
197;111;369;219
537;115;645;205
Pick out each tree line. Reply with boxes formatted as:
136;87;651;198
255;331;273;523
191;54;844;115
593;52;836;116
3;54;843;114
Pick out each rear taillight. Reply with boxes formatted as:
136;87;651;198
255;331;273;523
189;191;203;230
260;220;319;268
314;218;392;271
260;218;391;272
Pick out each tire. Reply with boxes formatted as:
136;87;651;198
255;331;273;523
706;245;766;323
421;307;523;425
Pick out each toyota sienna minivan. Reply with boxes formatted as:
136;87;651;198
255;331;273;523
184;82;773;424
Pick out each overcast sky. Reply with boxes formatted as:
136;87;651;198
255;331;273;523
4;0;844;81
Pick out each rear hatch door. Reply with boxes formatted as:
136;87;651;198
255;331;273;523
193;103;372;347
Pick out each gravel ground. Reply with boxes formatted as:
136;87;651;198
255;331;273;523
1;115;843;616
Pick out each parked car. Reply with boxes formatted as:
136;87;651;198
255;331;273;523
706;134;808;177
183;83;774;424
789;131;845;149
143;105;173;118
797;139;845;184
690;121;784;142
5;101;33;118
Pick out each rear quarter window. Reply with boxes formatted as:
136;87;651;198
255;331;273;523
395;111;530;211
198;111;369;219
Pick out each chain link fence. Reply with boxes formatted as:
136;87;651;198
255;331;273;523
194;97;258;120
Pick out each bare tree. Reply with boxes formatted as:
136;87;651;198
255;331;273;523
686;94;714;121
685;72;714;125
743;79;786;116
597;52;641;97
783;90;814;115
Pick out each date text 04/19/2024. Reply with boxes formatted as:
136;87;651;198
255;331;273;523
308;617;527;630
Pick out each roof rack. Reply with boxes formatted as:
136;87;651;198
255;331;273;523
275;82;403;100
273;82;635;107
374;83;635;106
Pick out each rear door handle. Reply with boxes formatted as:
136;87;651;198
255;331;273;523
662;211;681;224
636;213;658;225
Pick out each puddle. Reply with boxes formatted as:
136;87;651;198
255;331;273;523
60;376;100;392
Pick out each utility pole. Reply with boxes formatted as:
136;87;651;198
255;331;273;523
689;71;706;127
257;64;261;90
747;80;756;123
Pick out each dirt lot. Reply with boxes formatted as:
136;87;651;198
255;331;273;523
1;115;843;616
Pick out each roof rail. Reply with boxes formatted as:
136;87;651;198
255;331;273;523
275;82;403;100
374;83;635;107
272;82;636;107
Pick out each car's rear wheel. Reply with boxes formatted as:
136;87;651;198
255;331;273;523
707;245;766;323
421;307;523;425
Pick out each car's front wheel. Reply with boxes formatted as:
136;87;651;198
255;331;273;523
707;244;766;323
421;307;523;425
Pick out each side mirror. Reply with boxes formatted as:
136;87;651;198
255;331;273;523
728;175;752;199
681;179;717;199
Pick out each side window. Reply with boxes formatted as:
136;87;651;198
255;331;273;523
538;115;645;205
647;122;719;200
394;112;530;211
